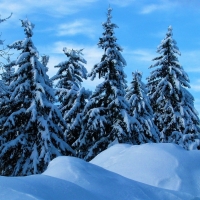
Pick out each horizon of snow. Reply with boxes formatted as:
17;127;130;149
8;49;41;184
0;143;200;199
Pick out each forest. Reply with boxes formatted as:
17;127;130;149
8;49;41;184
0;7;199;177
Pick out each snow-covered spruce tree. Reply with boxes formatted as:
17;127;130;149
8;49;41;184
1;56;15;86
40;54;53;87
0;57;15;104
126;71;160;144
75;7;131;161
0;13;12;68
41;54;49;68
0;13;13;100
147;26;200;149
51;48;90;147
0;79;8;100
0;19;74;176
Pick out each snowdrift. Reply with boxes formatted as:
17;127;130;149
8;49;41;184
91;143;200;197
0;143;199;199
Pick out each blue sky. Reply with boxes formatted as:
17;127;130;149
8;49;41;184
1;0;200;113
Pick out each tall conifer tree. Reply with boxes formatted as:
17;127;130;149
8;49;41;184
126;71;160;144
0;13;12;100
0;57;14;103
52;48;90;147
76;7;131;161
147;26;200;149
0;13;12;68
1;56;15;86
0;19;74;176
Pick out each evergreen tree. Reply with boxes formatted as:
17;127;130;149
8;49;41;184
75;7;131;161
0;13;13;106
126;71;160;144
51;48;90;147
0;13;12;68
41;54;49;68
41;54;53;87
0;57;15;103
0;19;74;176
1;56;15;86
0;79;7;100
147;26;200;149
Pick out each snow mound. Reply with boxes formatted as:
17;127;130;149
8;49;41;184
90;143;200;197
0;174;99;200
43;156;192;200
0;143;199;199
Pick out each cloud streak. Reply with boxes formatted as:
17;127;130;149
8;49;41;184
108;0;135;7
140;4;163;14
190;80;200;92
140;0;200;15
124;48;156;63
57;19;96;38
0;0;98;19
139;0;179;14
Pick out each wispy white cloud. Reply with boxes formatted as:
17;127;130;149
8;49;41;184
140;0;200;15
140;4;162;14
189;82;200;113
0;0;98;19
0;1;100;46
194;98;200;114
108;0;135;7
124;48;156;62
184;68;200;73
190;85;200;92
179;50;200;73
151;30;169;39
140;0;178;14
57;19;96;38
190;80;200;92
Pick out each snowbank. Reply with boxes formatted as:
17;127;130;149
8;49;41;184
43;156;192;200
91;143;200;197
0;143;199;199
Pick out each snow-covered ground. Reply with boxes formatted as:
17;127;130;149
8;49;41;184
1;143;200;200
91;143;200;196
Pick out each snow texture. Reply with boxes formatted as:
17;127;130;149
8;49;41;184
91;143;200;198
0;143;198;200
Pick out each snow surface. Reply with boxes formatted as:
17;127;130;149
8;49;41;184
91;143;200;198
0;143;200;199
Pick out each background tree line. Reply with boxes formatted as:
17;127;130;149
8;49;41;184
0;8;199;176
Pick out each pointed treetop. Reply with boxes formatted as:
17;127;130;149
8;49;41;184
63;47;87;64
63;47;83;56
168;25;172;30
107;6;113;23
153;25;181;58
166;25;173;36
20;18;35;37
41;54;49;67
132;71;142;80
